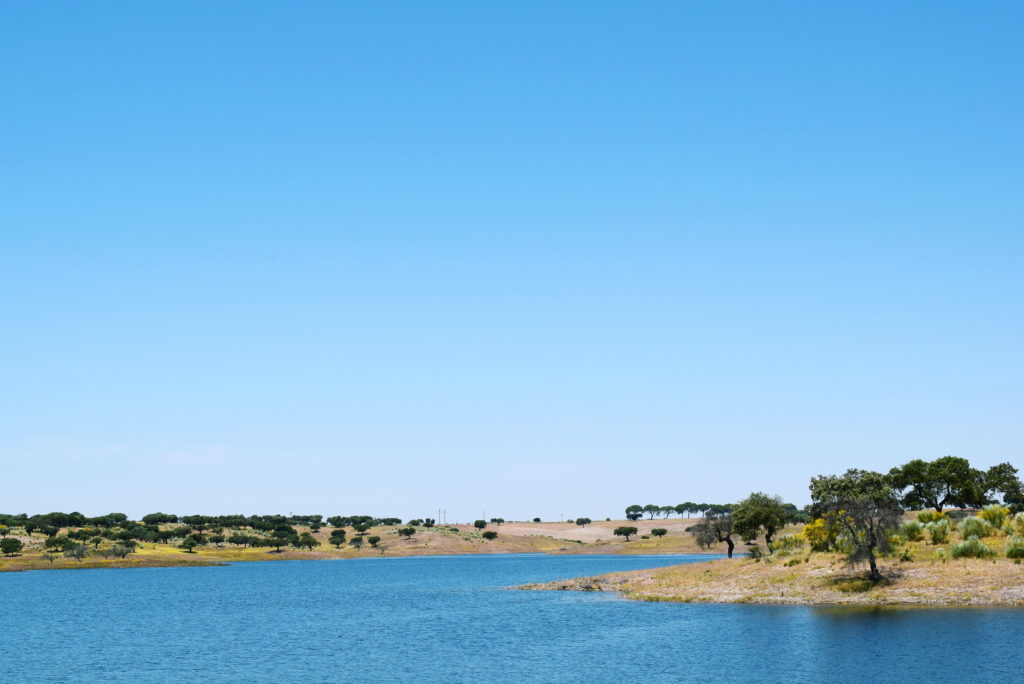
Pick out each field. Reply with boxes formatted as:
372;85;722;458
0;517;715;572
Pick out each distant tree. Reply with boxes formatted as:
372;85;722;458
625;505;643;521
398;527;416;539
659;506;674;518
328;529;347;548
490;518;504;527
349;536;363;550
110;543;133;559
651;528;668;537
733;492;789;551
209;534;225;548
482;531;498;540
888;456;987;513
532;518;541;523
64;544;89;562
89;536;104;549
295;532;320;551
0;538;23;556
810;469;902;581
423;518;435;528
690;510;737;558
42;553;57;564
575;518;592;527
367;535;381;548
408;519;423;526
473;520;487;530
180;537;199;553
24;522;38;536
642;504;659;520
613;526;638;541
228;533;252;547
0;526;8;538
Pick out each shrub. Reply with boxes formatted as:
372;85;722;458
481;531;498;540
772;534;805;554
1008;512;1024;537
926;519;949;544
916;510;947;524
899;521;923;542
957;517;991;539
651;528;668;537
801;517;840;552
1005;537;1024;559
951;536;996;559
979;505;1010;529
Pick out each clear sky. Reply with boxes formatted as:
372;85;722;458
2;2;1021;521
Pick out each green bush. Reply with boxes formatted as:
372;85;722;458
1005;537;1024;559
957;517;991;539
951;536;996;559
772;534;805;554
916;510;947;524
926;519;949;544
1008;512;1024;537
978;505;1010;529
899;521;923;542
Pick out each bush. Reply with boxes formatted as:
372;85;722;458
1008;512;1024;537
481;531;498;540
926;519;949;544
951;536;996;559
651;528;668;537
899;521;923;542
1005;537;1024;559
772;534;805;554
979;505;1010;529
957;517;991;539
916;510;947;524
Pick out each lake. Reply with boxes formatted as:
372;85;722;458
2;553;1022;682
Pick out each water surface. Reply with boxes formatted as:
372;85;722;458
2;553;1021;683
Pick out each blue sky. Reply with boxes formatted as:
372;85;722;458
2;2;1021;521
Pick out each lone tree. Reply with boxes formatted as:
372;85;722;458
367;535;381;548
650;528;668;537
625;505;643;521
810;468;902;581
690;510;737;558
575;518;592;527
398;527;416;539
613;526;638;541
481;531;498;540
473;520;487;530
1;538;23;556
733;492;788;551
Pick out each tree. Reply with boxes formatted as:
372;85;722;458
625;505;643;521
481;531;498;540
732;492;788;551
398;527;416;539
328;529;347;548
642;504;659;520
209;534;225;548
90;536;104;549
229;533;252;547
0;538;23;556
888;456;987;513
296;532;320;551
532;518;541;523
367;535;381;548
575;518;591;527
690;510;737;558
473;520;487;530
651;528;668;537
180;538;199;553
349;536;363;550
613;526;638;541
984;462;1024;505
810;469;902;581
0;526;8;538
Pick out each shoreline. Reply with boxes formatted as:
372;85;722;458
518;554;1024;607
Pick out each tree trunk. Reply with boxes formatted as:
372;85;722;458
725;537;734;558
868;552;880;581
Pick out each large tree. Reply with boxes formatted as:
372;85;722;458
732;492;788;551
888;456;987;512
810;469;902;581
984;462;1024;505
690;510;737;558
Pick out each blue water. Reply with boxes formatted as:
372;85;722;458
2;553;1022;683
